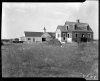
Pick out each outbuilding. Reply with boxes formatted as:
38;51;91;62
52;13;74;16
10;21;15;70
20;27;55;43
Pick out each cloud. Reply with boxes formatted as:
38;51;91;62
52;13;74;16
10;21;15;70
4;3;34;9
54;12;67;16
11;3;36;9
53;11;70;20
15;8;26;12
66;2;81;10
2;3;37;14
2;3;11;8
2;3;81;14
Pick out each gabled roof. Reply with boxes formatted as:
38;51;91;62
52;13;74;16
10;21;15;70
24;31;55;37
56;21;93;32
41;32;51;37
65;21;88;26
48;32;55;37
24;31;43;37
57;25;67;32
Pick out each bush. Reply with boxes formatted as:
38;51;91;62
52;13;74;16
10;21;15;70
44;39;62;46
1;41;4;45
76;42;98;62
78;42;87;51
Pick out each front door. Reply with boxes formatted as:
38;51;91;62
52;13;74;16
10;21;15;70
63;37;65;40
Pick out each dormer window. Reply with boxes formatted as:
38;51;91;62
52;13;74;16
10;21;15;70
66;26;68;30
74;24;77;30
87;25;89;30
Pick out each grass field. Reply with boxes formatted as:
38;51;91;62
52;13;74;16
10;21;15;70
2;42;98;79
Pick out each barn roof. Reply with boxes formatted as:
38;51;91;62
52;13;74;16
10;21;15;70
24;31;55;37
41;32;51;38
48;32;55;37
57;21;93;32
24;31;43;37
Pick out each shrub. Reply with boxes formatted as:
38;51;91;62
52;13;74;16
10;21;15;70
1;41;4;45
44;39;62;46
76;42;98;62
78;42;87;50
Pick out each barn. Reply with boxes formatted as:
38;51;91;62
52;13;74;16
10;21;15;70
20;27;55;43
55;19;93;43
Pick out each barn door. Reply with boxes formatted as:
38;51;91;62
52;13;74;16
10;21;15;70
42;38;46;41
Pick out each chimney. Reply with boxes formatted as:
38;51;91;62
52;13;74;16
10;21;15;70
77;19;80;23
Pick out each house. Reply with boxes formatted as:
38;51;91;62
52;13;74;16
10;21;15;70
20;27;55;43
56;19;93;43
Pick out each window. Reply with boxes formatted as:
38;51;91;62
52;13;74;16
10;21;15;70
88;33;91;38
63;37;65;40
82;34;84;37
33;38;35;41
28;38;31;40
63;33;66;37
67;33;70;38
66;26;68;30
87;25;89;30
76;33;78;38
58;34;59;38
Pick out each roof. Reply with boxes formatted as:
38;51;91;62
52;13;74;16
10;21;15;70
24;31;43;37
47;32;55;37
57;25;67;32
65;21;88;26
24;31;55;37
57;21;93;32
41;32;52;38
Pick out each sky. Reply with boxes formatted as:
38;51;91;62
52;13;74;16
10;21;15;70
2;1;98;39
